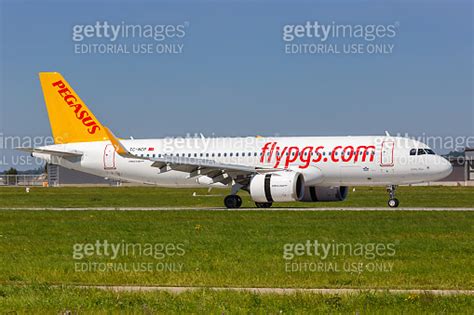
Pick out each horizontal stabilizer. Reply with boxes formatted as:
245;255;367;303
16;147;83;157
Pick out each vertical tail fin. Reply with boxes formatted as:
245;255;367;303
39;72;108;144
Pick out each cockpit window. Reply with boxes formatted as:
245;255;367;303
410;148;436;156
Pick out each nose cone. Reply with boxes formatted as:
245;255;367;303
433;156;453;180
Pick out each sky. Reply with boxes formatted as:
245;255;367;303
0;0;472;170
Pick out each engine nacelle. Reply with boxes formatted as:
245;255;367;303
301;186;349;202
249;172;304;203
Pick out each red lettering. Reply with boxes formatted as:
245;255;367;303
82;116;96;127
285;146;299;168
341;146;354;162
88;124;100;134
58;88;71;98
260;142;272;163
76;108;88;120
273;147;288;168
259;142;375;167
298;146;313;169
331;146;342;162
64;95;77;105
53;81;101;135
355;145;375;162
52;80;65;89
268;142;277;163
312;146;324;163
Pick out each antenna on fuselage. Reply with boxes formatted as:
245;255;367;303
384;131;391;136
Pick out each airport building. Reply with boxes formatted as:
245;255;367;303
441;148;474;183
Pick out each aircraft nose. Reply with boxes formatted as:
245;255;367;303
435;156;453;178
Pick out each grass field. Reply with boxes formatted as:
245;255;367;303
0;186;473;313
1;285;473;314
0;185;473;208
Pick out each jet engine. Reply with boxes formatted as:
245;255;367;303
301;186;349;202
249;172;304;203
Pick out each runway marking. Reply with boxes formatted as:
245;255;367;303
75;285;474;296
1;207;474;211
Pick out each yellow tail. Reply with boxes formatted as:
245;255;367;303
39;72;108;144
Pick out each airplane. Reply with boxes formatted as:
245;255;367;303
18;72;453;209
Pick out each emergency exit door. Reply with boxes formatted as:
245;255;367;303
103;144;116;169
380;141;394;167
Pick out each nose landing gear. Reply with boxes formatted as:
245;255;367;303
387;185;399;208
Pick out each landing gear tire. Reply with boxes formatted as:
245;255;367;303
386;185;399;208
224;195;242;209
255;202;272;208
388;198;399;208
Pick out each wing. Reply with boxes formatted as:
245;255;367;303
104;127;278;185
16;147;83;157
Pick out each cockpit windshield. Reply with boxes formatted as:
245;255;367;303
410;148;435;156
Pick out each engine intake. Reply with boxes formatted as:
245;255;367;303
249;172;304;203
301;186;348;202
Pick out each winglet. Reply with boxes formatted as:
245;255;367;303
104;127;131;157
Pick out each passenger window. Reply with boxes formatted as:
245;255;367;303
410;149;416;156
218;153;221;157
418;149;426;155
224;153;227;157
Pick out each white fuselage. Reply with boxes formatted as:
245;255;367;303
33;135;452;187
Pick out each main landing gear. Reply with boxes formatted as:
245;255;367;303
224;195;242;209
223;183;274;209
387;185;400;208
224;183;244;209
